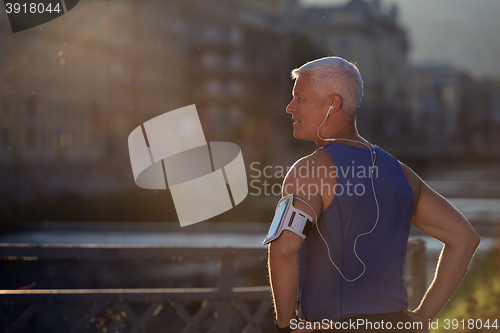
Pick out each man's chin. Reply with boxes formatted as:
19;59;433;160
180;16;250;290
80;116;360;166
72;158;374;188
293;130;317;143
292;130;307;140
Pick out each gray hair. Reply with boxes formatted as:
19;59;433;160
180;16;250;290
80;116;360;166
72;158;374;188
291;56;364;117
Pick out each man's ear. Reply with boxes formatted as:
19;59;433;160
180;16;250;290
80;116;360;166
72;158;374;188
328;94;342;113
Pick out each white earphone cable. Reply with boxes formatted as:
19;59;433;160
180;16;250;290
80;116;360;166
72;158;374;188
300;106;380;282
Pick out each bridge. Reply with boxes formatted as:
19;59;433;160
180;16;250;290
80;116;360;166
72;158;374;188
0;240;426;333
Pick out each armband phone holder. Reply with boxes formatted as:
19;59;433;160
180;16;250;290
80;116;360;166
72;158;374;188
263;194;313;245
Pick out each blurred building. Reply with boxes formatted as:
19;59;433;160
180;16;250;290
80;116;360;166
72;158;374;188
174;0;295;141
456;74;500;155
0;0;299;200
2;0;499;207
303;0;410;142
0;0;186;199
410;65;500;155
410;65;459;143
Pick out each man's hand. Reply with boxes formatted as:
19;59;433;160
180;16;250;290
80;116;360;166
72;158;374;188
291;328;319;333
290;320;330;333
292;328;328;333
403;309;426;333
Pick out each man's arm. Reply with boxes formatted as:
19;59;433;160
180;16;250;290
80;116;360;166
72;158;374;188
268;222;308;328
400;164;481;325
268;151;331;330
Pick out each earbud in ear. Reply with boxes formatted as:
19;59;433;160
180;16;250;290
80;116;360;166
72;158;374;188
327;105;334;116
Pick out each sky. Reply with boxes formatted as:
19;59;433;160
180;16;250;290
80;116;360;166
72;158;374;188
300;0;500;79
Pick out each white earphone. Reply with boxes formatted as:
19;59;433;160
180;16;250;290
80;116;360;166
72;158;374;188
327;105;334;116
301;106;380;282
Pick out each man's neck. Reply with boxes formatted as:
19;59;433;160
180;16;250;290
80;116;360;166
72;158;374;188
315;121;366;148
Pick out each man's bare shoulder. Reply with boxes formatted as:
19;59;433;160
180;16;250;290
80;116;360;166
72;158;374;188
284;149;334;182
282;150;336;212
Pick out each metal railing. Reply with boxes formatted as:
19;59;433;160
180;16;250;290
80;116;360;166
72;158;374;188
0;239;426;333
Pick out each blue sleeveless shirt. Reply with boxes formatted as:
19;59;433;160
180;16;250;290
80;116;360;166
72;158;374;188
298;142;414;321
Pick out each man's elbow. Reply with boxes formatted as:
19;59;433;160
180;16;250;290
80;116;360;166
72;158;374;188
460;230;481;254
469;231;481;250
446;229;480;256
269;240;299;261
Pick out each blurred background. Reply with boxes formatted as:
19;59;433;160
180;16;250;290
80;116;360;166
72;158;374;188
0;0;499;332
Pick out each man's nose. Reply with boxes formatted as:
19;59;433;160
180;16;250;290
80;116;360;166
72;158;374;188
286;100;295;114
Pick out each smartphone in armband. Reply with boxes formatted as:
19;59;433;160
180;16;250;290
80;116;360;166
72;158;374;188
263;194;313;245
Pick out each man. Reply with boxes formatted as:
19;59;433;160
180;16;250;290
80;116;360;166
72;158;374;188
266;57;480;333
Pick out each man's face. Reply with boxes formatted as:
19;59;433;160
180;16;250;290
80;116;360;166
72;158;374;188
286;73;325;141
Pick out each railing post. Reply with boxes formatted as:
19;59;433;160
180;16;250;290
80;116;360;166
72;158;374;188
216;254;234;333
